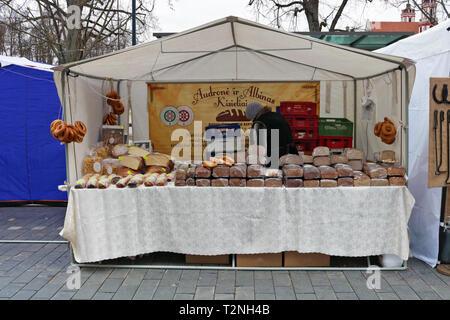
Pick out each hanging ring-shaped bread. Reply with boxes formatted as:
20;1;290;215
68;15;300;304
374;122;383;137
381;122;396;137
75;121;87;135
53;123;66;137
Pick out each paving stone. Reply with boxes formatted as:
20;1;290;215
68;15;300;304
416;290;442;300
52;290;75;300
255;279;274;294
218;270;235;281
159;270;182;286
71;282;102;300
21;275;52;291
235;286;255;300
377;292;400;300
122;269;146;287
391;285;420;300
152;286;176;300
181;270;200;280
133;279;159;300
99;278;123;293
382;271;408;286
308;271;330;287
352;286;380;300
275;286;296;300
112;285;139;300
291;276;314;294
254;271;272;280
215;280;235;294
197;274;217;286
176;280;197;294
32;282;64;299
87;268;113;284
92;291;114;300
214;293;234;300
314;286;337;300
336;292;359;300
10;289;36;300
0;283;25;298
0;277;14;290
273;272;291;287
174;293;194;300
296;293;317;300
109;268;130;279
144;269;164;280
430;283;450;300
236;271;254;287
194;286;215;300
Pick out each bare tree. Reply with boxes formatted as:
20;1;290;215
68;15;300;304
0;0;162;64
248;0;372;31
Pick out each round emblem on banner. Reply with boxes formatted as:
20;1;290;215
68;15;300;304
160;106;179;126
177;106;194;126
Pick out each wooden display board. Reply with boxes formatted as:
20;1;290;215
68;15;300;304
147;82;320;157
428;78;450;188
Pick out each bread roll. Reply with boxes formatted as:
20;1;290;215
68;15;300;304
303;155;313;164
212;165;230;178
247;179;264;187
353;171;371;187
389;176;406;186
334;164;354;177
280;154;303;166
313;156;331;167
363;163;387;179
370;178;389;187
186;177;195;186
264;178;282;187
230;164;247;178
320;179;337;188
211;178;229;187
229;178;246;187
247;165;264;178
348;159;363;171
196;179;211;187
282;164;303;178
344;148;363;160
338;177;354;187
319;166;338;179
384;166;406;177
303;165;320;180
195;166;211;178
265;169;282;178
330;154;348;165
175;180;186;187
303;179;320;188
312;146;330;157
285;178;303;188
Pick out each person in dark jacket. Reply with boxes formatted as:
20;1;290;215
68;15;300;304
245;102;298;163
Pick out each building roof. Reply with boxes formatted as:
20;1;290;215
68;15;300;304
368;21;420;34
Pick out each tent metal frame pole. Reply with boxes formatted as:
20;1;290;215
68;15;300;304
0;240;68;244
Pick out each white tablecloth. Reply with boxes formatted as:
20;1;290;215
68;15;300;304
61;186;415;263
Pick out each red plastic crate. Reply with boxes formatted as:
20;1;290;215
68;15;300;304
280;101;317;116
318;136;353;149
285;116;319;129
293;127;319;140
295;139;319;154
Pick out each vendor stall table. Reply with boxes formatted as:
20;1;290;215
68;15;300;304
62;185;414;270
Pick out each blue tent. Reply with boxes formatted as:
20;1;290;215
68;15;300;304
0;56;67;203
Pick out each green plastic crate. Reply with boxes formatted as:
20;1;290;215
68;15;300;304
318;118;353;137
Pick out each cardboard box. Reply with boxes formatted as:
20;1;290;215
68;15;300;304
284;252;330;267
236;253;282;267
185;254;230;265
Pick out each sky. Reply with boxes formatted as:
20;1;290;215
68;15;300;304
149;0;406;39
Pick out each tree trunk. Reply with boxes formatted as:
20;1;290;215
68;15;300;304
303;0;320;31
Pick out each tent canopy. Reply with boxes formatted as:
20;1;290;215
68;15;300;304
54;16;413;82
0;55;66;202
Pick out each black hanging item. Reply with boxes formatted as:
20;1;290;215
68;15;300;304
433;84;450;104
437;111;445;174
434;110;440;175
447;110;450;184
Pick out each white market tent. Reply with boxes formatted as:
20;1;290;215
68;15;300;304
377;20;450;267
53;16;415;186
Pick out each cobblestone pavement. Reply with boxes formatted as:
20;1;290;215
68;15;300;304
0;206;449;300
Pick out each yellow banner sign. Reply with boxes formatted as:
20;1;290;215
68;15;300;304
148;82;320;156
